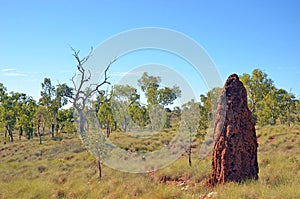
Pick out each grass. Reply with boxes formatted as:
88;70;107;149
0;125;299;198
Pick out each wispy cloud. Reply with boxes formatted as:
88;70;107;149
4;72;27;77
111;71;142;77
1;68;27;77
1;68;15;72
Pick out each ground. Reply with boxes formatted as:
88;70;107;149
0;125;299;198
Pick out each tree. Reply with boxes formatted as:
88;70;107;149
0;84;15;142
158;86;181;107
96;90;115;137
199;87;222;130
34;106;48;144
111;84;139;132
169;106;181;128
56;108;76;135
257;90;278;126
180;99;201;166
68;47;115;135
138;72;161;106
257;88;296;126
11;92;26;140
275;89;295;126
138;72;181;107
39;78;56;137
137;72;181;130
54;83;73;135
14;94;36;140
82;124;112;180
240;69;274;123
61;47;116;181
129;102;149;129
294;99;300;123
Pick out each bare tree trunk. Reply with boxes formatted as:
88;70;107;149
51;124;55;138
97;156;102;181
6;125;13;142
59;124;65;134
37;123;42;144
19;126;23;140
42;125;45;136
4;130;7;141
77;109;85;135
123;117;127;132
188;128;192;166
106;119;111;137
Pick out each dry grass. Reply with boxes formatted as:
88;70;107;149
0;125;299;198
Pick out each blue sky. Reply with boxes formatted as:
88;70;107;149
1;0;300;101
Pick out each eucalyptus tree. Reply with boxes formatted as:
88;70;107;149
180;99;201;166
129;101;149;129
39;78;55;137
0;84;14;142
34;106;47;144
295;99;300;123
137;72;181;130
240;69;274;123
14;93;36;140
257;88;296;126
111;84;139;132
39;78;71;138
57;108;76;135
138;72;181;107
96;90;115;137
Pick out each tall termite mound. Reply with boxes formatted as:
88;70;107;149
207;74;259;186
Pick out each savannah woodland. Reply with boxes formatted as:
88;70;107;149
0;51;300;198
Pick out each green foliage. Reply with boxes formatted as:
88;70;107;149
240;69;299;126
240;69;274;123
57;108;76;134
137;72;181;131
138;72;161;105
138;72;181;107
129;101;149;129
111;84;139;132
96;91;115;137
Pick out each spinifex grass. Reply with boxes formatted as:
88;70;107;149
0;125;299;198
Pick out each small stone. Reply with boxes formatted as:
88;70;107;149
205;191;218;198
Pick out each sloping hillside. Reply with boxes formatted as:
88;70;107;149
0;125;299;198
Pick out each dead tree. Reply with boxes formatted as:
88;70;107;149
69;47;116;135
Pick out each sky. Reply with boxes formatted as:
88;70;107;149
1;0;300;103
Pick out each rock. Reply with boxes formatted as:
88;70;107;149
205;192;218;198
207;74;259;186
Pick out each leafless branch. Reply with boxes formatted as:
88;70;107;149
69;46;116;116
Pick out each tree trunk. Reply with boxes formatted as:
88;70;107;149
97;157;102;180
123;117;127;132
51;124;55;138
188;149;192;166
4;129;7;141
106;119;111;137
19;126;23;140
56;124;59;136
188;128;192;166
78;109;85;135
42;125;45;136
59;124;65;134
6;125;13;142
37;124;42;144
